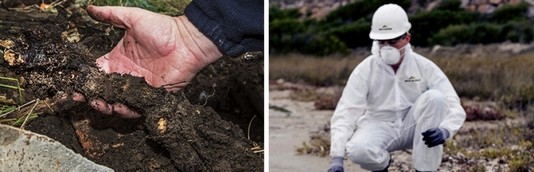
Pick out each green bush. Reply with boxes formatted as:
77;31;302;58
302;34;349;56
270;18;307;54
410;10;478;46
429;23;501;45
269;6;300;21
269;0;533;55
490;2;529;23
430;20;534;46
270;18;306;35
327;19;371;48
500;20;534;43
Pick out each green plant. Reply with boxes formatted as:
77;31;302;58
0;99;39;126
327;19;371;48
500;20;534;43
0;76;24;103
429;23;501;46
304;34;348;56
509;159;530;172
0;105;17;118
0;76;42;128
409;10;478;46
491;2;529;23
269;18;307;54
269;6;300;21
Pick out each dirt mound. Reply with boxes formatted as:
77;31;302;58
0;4;263;172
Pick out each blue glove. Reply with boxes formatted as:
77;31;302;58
327;156;344;172
422;127;450;148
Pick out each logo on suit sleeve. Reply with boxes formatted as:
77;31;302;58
405;76;421;82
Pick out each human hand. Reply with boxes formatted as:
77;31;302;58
422;127;450;148
73;5;223;118
86;5;222;91
327;156;344;172
71;92;140;118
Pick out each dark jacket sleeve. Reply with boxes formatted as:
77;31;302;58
184;0;264;57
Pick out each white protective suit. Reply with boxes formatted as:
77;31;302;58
330;43;466;171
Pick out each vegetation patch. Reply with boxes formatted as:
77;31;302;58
270;0;533;56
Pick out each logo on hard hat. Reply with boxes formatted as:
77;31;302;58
379;25;392;31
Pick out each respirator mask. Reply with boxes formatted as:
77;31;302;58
372;41;407;65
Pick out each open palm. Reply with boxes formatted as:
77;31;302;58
76;6;222;118
88;5;222;91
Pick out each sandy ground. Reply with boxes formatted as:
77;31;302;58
269;90;365;172
268;88;524;172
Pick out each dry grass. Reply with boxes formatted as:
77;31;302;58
270;51;534;107
430;53;534;100
270;53;364;86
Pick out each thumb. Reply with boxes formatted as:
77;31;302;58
87;5;148;29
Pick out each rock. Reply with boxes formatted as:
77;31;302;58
0;124;113;171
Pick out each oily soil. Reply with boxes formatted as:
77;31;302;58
0;3;263;172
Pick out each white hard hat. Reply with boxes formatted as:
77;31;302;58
369;4;411;40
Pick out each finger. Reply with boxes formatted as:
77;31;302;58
428;132;441;140
72;92;87;102
87;5;129;28
87;5;151;29
89;99;113;115
422;129;436;136
422;131;431;137
162;81;188;93
112;103;141;119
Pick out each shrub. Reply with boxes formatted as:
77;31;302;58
269;0;532;55
327;19;371;48
500;20;534;43
429;23;501;45
269;6;300;21
269;19;307;54
490;2;529;23
410;10;478;46
302;34;348;56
